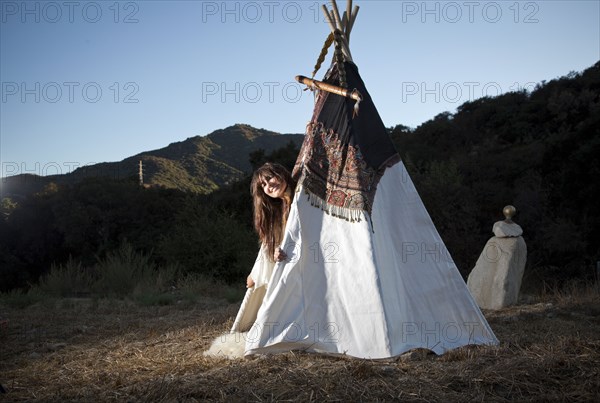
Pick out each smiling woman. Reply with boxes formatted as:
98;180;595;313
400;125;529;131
259;173;287;199
250;162;296;266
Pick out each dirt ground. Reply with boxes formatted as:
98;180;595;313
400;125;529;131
1;289;599;402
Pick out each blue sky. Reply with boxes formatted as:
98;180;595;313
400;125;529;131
1;0;599;178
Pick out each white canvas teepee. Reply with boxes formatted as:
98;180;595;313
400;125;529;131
206;0;498;359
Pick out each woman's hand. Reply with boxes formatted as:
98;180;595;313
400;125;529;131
274;248;287;262
246;275;255;288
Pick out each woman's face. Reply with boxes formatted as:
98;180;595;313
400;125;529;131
260;174;287;199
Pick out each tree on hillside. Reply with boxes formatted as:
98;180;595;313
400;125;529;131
391;62;600;286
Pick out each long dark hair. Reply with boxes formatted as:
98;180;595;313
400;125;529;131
250;163;296;261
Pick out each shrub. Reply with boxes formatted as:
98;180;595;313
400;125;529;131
93;243;161;297
37;257;96;297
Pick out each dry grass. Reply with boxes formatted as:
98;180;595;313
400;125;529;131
1;286;599;402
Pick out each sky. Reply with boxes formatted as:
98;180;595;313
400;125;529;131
1;0;599;179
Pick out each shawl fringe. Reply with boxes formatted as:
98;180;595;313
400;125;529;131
302;187;365;223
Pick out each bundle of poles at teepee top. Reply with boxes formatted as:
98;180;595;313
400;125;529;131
323;0;359;62
295;0;362;103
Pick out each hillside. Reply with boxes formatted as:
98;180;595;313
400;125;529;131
390;61;600;281
2;124;304;196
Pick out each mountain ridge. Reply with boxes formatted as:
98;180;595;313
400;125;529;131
2;124;304;196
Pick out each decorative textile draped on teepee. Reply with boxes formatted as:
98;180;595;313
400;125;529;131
292;62;400;221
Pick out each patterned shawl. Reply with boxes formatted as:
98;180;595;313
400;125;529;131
292;61;401;222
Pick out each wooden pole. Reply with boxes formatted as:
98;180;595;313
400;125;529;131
345;0;353;36
348;5;359;35
296;75;362;102
321;5;336;34
330;0;344;31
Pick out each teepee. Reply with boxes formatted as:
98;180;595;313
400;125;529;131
210;0;498;359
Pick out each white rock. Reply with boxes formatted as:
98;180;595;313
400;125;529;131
493;221;523;237
467;236;527;310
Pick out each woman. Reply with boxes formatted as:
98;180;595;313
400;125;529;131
246;162;296;289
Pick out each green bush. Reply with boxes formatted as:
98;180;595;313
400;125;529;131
27;243;180;301
93;243;168;297
37;257;96;297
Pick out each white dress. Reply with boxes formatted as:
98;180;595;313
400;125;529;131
230;244;275;333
